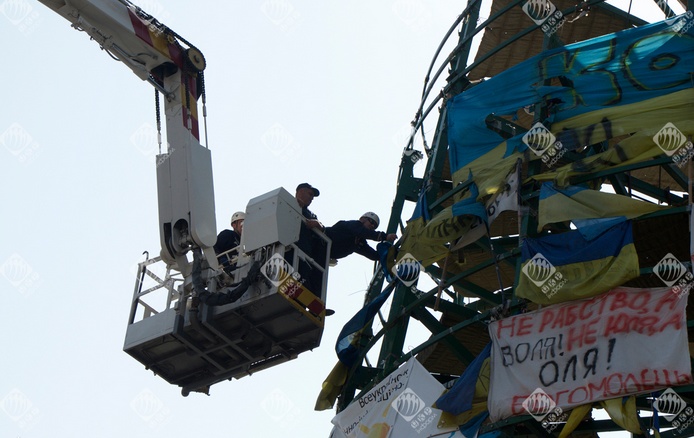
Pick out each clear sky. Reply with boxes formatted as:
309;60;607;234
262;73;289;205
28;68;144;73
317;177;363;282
0;1;680;437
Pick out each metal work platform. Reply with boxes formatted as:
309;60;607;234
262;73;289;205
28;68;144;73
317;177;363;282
124;187;330;395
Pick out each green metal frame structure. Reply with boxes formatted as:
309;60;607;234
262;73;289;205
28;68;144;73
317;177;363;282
335;1;694;436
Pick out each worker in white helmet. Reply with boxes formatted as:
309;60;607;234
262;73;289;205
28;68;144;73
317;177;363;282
325;212;397;262
213;211;245;274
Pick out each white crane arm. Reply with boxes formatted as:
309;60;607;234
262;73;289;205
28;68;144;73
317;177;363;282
38;0;218;274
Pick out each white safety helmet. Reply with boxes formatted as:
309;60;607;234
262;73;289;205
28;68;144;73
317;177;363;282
361;212;380;227
230;211;246;226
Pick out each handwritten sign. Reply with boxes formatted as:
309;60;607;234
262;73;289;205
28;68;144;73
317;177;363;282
488;287;692;421
331;357;451;438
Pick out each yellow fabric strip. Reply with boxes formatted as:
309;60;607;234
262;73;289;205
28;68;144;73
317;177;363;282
558;404;592;438
538;187;664;232
532;88;694;185
600;396;642;434
399;212;479;268
315;361;348;411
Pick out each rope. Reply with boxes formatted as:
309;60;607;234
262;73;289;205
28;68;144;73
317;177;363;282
434;253;450;311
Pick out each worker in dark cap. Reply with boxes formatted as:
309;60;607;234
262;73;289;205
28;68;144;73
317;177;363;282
295;182;324;231
292;183;327;297
326;212;397;262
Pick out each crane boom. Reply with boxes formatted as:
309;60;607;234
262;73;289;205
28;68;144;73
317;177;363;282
37;0;331;396
39;0;219;274
38;0;205;82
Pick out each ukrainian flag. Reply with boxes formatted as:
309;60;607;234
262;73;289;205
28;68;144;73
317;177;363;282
516;220;638;305
538;182;664;233
316;283;397;410
447;19;694;188
435;342;491;429
399;196;482;268
335;282;396;367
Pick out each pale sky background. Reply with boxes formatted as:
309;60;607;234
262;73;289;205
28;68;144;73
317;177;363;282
0;1;682;437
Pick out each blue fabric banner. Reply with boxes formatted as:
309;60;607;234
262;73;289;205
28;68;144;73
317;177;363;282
447;20;694;172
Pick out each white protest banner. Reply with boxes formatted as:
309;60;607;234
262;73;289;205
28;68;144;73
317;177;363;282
485;160;519;223
488;287;691;422
452;161;519;251
331;357;462;438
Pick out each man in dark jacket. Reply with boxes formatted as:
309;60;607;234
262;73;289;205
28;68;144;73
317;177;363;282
214;211;245;275
292;183;326;295
326;212;397;261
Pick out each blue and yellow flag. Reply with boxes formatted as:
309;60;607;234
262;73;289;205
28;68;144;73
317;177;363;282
335;283;396;367
436;343;491;415
399;205;481;267
516;221;638;305
446;19;694;188
538;182;664;233
318;282;416;410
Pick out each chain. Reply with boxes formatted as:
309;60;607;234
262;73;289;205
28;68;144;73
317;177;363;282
155;89;162;154
183;78;191;131
199;71;209;148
